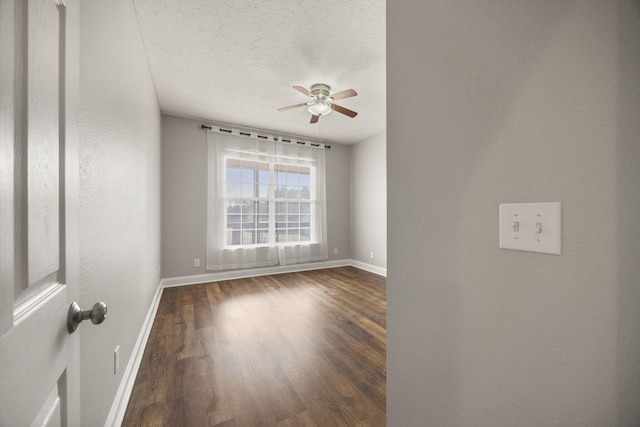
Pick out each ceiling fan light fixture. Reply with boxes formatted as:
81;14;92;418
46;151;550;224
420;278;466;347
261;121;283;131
278;83;357;122
307;102;332;116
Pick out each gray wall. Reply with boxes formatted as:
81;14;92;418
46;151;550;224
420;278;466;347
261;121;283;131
161;114;351;278
350;132;387;268
387;1;640;426
79;0;161;424
161;115;207;278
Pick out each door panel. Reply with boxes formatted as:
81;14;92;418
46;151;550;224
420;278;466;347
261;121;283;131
26;0;60;290
0;0;79;425
33;382;64;427
1;286;68;426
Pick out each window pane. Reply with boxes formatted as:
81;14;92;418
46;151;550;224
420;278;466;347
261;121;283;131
275;170;286;185
300;228;310;241
242;214;256;227
257;215;269;228
276;202;286;214
257;201;268;214
227;214;241;225
257;230;269;244
227;201;241;212
288;202;299;214
241;167;254;183
287;187;300;199
242;201;254;214
287;215;299;228
276;229;286;243
258;170;270;185
227;167;242;183
299;173;310;187
287;172;299;186
227;183;242;198
242;183;254;198
287;229;300;241
300;187;310;200
242;230;256;245
274;185;285;199
300;203;310;214
258;185;269;198
229;230;241;245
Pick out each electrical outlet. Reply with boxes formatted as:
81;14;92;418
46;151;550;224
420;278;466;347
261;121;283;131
370;251;374;259
333;248;338;255
194;258;200;267
114;345;120;375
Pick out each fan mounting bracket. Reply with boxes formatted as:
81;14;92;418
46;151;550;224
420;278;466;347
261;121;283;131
310;83;331;98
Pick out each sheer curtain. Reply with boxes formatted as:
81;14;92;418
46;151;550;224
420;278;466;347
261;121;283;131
206;131;278;270
206;130;328;271
274;140;328;265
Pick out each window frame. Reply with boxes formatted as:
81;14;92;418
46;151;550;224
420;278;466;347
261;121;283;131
222;155;317;249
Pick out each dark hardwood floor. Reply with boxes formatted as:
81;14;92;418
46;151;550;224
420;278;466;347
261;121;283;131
122;266;386;426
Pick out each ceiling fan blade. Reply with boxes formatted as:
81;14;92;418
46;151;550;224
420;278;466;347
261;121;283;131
330;88;358;100
332;103;358;118
310;114;319;124
293;86;312;97
277;103;306;112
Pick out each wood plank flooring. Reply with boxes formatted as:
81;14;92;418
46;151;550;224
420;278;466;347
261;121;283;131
122;266;386;426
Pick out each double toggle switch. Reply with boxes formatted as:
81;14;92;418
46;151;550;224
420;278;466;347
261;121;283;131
512;218;542;235
499;202;561;255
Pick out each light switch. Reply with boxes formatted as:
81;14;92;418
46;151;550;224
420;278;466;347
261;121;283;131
499;202;561;255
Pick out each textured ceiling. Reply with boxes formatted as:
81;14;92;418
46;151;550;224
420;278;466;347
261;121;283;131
133;0;386;144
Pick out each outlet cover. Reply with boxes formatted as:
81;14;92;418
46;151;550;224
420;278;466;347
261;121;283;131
114;345;120;375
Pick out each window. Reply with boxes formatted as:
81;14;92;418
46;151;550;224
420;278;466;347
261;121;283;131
224;159;315;247
224;158;271;246
275;164;312;244
207;130;327;270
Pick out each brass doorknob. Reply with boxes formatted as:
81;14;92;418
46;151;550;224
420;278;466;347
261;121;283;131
67;301;107;333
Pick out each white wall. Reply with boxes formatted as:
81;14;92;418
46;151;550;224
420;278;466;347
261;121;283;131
78;0;161;424
387;1;640;426
350;132;387;269
161;114;351;278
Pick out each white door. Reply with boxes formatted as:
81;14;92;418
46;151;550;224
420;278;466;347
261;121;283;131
0;0;81;425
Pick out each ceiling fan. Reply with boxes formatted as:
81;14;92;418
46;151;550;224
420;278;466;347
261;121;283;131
277;83;358;124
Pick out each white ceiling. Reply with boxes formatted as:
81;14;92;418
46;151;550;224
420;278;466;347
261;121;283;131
133;0;386;145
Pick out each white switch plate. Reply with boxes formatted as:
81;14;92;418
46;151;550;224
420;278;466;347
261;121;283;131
499;202;561;255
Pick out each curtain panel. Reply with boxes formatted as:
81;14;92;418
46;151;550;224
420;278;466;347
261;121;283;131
206;130;328;271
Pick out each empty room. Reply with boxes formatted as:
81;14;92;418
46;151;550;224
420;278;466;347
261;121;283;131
2;1;640;427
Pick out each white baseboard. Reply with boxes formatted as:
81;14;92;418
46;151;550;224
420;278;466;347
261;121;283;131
160;258;351;288
349;259;387;277
106;259;385;425
104;282;164;427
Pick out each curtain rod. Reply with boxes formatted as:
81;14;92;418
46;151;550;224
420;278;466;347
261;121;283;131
201;124;330;149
